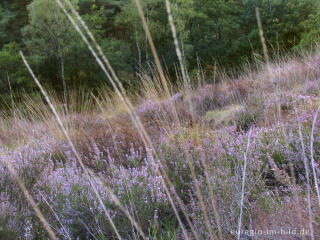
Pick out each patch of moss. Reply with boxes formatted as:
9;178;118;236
205;104;244;125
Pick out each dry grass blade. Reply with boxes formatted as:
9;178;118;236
237;129;252;240
133;0;182;133
296;106;315;240
165;0;189;90
0;156;57;240
165;2;223;239
39;192;72;240
310;104;320;207
255;7;270;68
7;72;15;112
134;0;174;102
135;1;214;238
20;51;123;240
256;7;281;124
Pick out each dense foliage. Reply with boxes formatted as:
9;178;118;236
0;0;319;99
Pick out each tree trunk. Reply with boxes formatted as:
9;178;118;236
145;8;152;75
58;46;67;109
136;41;142;71
180;33;186;67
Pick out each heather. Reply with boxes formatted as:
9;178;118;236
0;46;320;239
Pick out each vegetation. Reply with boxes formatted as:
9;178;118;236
1;0;320;239
0;0;320;101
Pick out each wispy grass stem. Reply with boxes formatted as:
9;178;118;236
310;104;320;207
237;129;252;240
296;106;315;240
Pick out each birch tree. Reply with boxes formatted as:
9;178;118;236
23;0;78;105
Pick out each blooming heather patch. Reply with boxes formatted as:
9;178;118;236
1;107;320;238
0;134;171;238
2;52;320;238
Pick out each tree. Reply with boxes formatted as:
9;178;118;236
299;1;320;48
0;0;32;48
1;0;319;100
0;4;15;47
22;0;79;105
116;0;194;76
257;0;318;51
0;42;29;94
83;1;133;73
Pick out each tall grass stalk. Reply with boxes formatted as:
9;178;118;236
39;192;72;240
165;0;189;93
237;129;252;240
256;7;282;124
133;0;174;103
6;72;15;112
255;8;270;70
296;106;315;240
165;2;223;239
134;0;214;237
133;0;181;132
20;51;123;240
310;104;320;207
